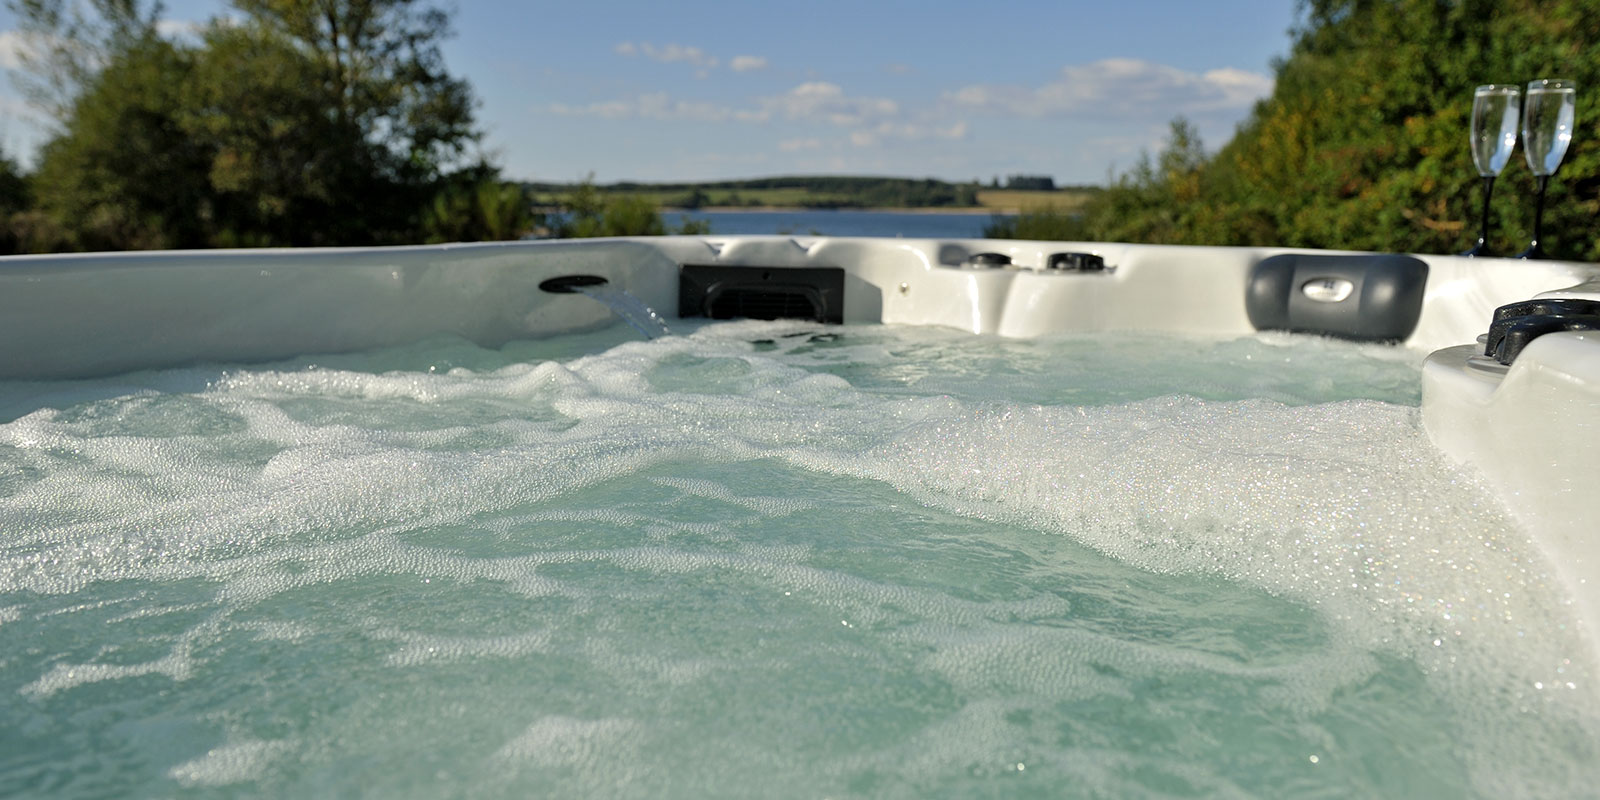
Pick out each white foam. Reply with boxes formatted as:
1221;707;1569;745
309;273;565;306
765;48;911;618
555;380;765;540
494;715;641;768
2;324;1595;795
1;331;1583;670
649;476;817;517
21;650;193;699
381;628;553;667
167;739;292;787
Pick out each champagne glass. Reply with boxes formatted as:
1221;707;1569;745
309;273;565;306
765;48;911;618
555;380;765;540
1518;78;1577;259
1463;85;1520;256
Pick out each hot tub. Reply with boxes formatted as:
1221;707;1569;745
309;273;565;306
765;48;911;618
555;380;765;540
2;237;1597;796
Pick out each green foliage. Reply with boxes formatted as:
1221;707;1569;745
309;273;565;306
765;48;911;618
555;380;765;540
1;147;31;254
676;187;709;209
0;149;27;215
994;0;1600;260
597;195;666;236
30;35;216;250
422;170;536;243
1004;175;1056;191
550;175;710;238
1086;118;1213;244
676;217;713;235
982;207;1087;240
225;0;476;180
553;178;653;238
6;0;494;251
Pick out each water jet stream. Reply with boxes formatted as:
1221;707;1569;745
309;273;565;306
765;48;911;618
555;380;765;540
539;275;672;340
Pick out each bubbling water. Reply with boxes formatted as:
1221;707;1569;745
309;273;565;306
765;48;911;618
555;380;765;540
0;321;1595;798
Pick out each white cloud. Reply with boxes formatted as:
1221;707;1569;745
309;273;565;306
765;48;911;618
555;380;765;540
761;82;898;127
0;27;109;73
549;92;766;124
617;41;740;71
848;120;970;148
553;82;901;131
0;20;196;73
945;58;1273;119
548;99;635;120
155;18;202;40
0;30;35;70
0;89;47;165
778;137;822;152
640;43;717;68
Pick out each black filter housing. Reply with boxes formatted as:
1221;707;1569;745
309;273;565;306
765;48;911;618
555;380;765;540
678;265;845;323
1246;253;1429;342
1483;298;1600;365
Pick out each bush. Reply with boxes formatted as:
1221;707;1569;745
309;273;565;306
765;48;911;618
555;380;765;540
983;208;1087;240
990;0;1600;260
551;175;711;237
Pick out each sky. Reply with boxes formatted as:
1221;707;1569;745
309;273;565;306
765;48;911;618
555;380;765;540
0;0;1301;185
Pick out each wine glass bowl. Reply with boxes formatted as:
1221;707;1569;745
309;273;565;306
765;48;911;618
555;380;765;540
1463;84;1520;257
1523;79;1576;177
1471;85;1521;175
1517;78;1577;259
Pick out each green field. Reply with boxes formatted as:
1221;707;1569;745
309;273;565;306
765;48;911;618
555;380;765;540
974;189;1093;212
528;178;1101;212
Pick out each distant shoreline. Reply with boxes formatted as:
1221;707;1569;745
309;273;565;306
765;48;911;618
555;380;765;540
660;206;1012;215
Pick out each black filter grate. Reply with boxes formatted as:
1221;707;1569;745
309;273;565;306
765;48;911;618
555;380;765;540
707;287;821;321
679;265;845;323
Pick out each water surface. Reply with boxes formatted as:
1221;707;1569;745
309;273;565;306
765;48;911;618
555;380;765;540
1;322;1593;798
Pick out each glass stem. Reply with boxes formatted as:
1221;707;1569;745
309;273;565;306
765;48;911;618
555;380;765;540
1477;175;1495;249
1531;175;1550;254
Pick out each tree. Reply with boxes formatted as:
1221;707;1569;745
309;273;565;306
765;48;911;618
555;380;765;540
0;147;25;214
1004;175;1056;191
185;0;479;245
991;0;1600;260
552;180;663;238
1;145;30;253
29;34;216;250
550;174;711;238
222;0;476;182
421;167;536;243
675;187;710;209
8;0;490;250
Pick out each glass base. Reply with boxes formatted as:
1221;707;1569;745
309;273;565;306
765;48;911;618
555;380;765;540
1516;243;1548;260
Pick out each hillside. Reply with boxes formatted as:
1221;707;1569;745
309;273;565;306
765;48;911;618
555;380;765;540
525;176;1099;212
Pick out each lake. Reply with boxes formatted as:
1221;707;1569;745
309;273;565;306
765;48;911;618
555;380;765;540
661;209;1006;238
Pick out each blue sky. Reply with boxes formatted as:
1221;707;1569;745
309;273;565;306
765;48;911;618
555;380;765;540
1;1;1300;184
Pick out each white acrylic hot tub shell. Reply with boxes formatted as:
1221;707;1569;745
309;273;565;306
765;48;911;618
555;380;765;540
1423;335;1600;634
2;237;1598;663
1422;276;1600;651
2;237;1592;376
